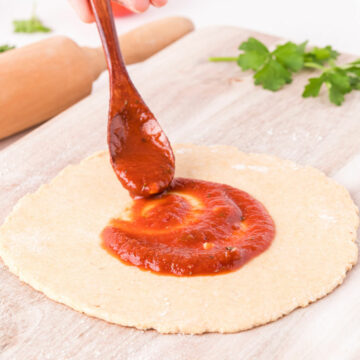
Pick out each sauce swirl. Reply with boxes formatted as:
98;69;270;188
102;178;275;276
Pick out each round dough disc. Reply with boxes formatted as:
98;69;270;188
0;144;358;334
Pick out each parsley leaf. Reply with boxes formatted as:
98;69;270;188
303;45;339;65
236;39;305;91
273;41;307;72
302;76;325;98
254;59;292;91
350;77;360;90
327;69;351;94
348;65;360;90
237;37;269;71
13;16;51;33
328;82;345;105
347;64;360;80
0;44;15;53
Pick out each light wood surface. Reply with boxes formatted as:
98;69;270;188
1;26;360;360
0;17;194;139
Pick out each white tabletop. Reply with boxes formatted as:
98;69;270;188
1;0;360;54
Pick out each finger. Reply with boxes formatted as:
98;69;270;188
68;0;95;23
150;0;167;7
118;0;150;13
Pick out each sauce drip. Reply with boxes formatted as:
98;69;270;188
102;178;275;276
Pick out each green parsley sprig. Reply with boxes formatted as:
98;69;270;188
13;3;51;33
0;44;16;53
13;16;51;33
303;59;360;105
210;38;360;106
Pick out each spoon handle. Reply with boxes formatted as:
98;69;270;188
90;0;135;107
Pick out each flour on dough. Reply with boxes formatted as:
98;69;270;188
0;144;358;334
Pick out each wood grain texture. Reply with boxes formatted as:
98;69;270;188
1;26;360;360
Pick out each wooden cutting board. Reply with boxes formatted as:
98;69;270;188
1;26;360;360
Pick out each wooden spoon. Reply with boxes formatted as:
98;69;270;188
90;0;175;198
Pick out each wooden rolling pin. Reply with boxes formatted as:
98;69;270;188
0;17;194;139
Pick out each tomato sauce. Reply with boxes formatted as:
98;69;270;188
102;178;275;276
108;106;175;197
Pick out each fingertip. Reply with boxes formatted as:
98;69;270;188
150;0;167;7
123;0;150;13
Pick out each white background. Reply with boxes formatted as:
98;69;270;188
1;0;360;54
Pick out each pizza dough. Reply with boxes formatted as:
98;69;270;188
0;144;358;334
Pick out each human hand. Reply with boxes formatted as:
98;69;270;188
69;0;168;23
